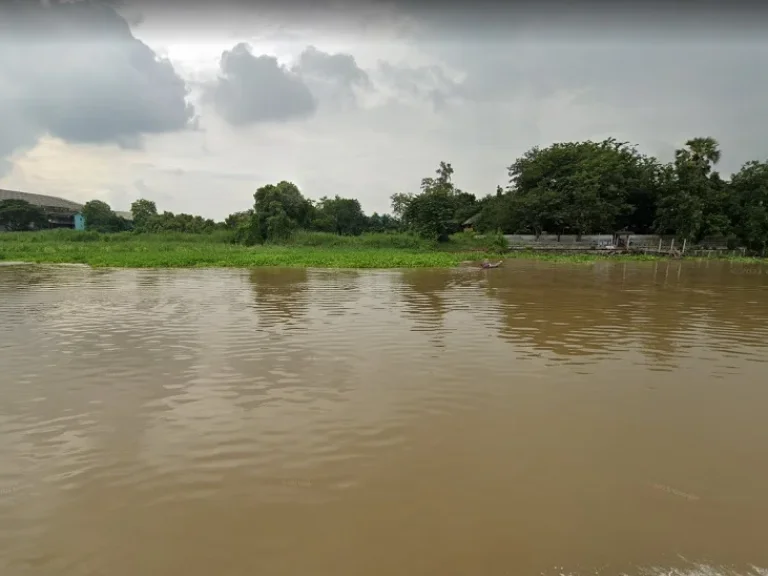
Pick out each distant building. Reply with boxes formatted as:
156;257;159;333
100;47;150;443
462;212;482;231
0;188;84;230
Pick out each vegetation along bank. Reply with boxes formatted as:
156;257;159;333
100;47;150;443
1;135;767;268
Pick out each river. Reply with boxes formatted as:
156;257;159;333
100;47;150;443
1;261;767;576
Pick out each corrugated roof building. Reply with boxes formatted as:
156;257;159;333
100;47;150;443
0;188;84;230
0;189;83;214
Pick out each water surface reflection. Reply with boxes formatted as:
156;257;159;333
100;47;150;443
1;261;767;576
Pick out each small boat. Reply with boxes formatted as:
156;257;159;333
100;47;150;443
481;260;503;269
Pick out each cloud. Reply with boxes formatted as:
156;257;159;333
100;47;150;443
5;1;768;221
203;43;317;125
0;0;195;174
376;61;460;111
203;43;373;123
295;46;369;87
417;33;768;172
292;45;371;109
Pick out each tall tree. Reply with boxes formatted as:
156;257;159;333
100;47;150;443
82;200;129;232
505;139;655;238
655;136;727;241
730;160;768;252
399;161;475;240
313;196;367;236
246;181;313;244
130;199;158;231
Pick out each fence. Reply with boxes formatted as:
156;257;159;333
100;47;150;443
502;234;733;253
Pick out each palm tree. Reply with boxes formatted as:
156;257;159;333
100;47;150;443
684;137;721;174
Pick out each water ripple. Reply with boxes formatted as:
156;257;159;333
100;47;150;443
1;262;767;575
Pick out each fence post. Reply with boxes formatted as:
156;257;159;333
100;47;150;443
658;238;663;253
669;238;675;254
681;238;687;255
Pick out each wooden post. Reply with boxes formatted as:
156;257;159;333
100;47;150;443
658;238;663;253
681;238;687;255
669;238;675;255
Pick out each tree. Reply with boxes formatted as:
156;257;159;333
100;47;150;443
684;137;721;172
313;195;367;235
730;160;768;253
224;211;252;229
397;161;476;240
390;193;414;219
403;192;456;240
367;212;400;233
246;181;313;244
505;139;659;238
0;199;48;231
453;191;479;225
655;137;726;242
130;199;158;231
140;210;217;234
81;200;129;232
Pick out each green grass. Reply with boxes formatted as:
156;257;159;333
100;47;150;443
0;230;484;268
1;229;762;268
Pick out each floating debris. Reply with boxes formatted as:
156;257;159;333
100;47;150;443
650;483;700;501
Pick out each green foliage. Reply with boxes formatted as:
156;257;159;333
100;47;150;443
403;191;457;240
81;200;130;232
0;199;48;231
224;210;252;229
366;212;401;233
396;161;480;241
730;160;768;251
0;230;492;268
45;133;768;258
390;193;413;219
130;199;158;231
2;229;718;268
652;138;729;242
141;211;218;234
312;195;367;235
247;181;313;244
505;139;657;238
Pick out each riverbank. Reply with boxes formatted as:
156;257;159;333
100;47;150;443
0;230;762;268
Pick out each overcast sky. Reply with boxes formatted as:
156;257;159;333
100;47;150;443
1;0;767;219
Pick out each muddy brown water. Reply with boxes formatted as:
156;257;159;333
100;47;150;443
1;261;767;576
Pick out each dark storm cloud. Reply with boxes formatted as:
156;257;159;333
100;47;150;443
0;0;194;173
292;46;371;109
204;43;373;124
294;46;370;87
203;43;317;125
384;0;766;37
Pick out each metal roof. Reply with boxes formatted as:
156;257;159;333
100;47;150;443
0;189;83;212
462;212;482;226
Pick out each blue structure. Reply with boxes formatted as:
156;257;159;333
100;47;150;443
74;213;85;231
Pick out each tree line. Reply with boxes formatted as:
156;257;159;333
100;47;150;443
2;135;767;252
228;136;768;252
